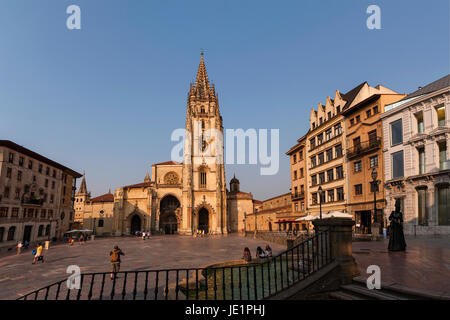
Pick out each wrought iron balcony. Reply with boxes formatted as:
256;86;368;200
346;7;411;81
291;191;305;200
346;137;381;159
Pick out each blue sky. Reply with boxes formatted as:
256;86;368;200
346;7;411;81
0;0;448;200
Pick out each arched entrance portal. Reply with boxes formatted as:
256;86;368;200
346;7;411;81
130;215;141;235
160;195;180;235
198;208;209;234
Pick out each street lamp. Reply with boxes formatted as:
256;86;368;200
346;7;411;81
371;168;378;235
318;186;323;220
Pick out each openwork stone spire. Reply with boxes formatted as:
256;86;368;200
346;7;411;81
192;50;212;100
78;175;87;194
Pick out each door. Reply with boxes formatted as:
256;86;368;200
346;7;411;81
23;225;32;243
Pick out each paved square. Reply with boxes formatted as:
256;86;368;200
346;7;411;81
353;236;450;296
0;234;285;299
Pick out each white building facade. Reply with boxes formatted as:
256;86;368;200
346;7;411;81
381;75;450;235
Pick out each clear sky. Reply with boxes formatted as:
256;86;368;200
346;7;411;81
0;0;448;200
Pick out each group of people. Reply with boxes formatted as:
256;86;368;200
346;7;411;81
135;231;151;240
242;245;272;262
194;229;207;237
15;240;29;255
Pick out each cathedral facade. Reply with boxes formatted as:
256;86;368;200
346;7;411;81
75;54;255;236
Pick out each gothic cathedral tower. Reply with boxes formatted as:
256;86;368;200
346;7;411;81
181;52;228;235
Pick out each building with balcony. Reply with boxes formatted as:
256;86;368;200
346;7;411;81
381;74;450;235
0;140;82;252
286;133;308;220
342;84;405;234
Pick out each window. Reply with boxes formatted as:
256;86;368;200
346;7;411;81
294;186;298;196
337;187;344;201
439;142;447;170
369;155;378;168
28;160;33;170
311;156;317;168
327;169;334;182
7;226;16;241
391;119;403;146
437;106;446;127
50;194;54;204
336;106;341;113
392;151;404;179
38;164;43;173
301;202;305;211
318;153;324;165
416;112;424;133
8;153;14;163
373;106;379;114
319;190;326;203
293;154;297;164
98;219;104;227
40;209;46;218
61;212;65;220
52;181;55;189
418;147;425;174
48;210;53;218
327;189;334;202
299;151;303;160
46;167;50;175
200;170;207;188
334;123;342;136
417;188;428;226
38;225;44;237
310;138;316;150
335;144;342;158
368;130;377;145
319;117;323;124
312;122;316;129
326;149;333;162
312;193;318;205
11;208;19;217
45;179;49;188
336;166;344;179
355;184;363;195
301;185;305;193
4;187;10;199
326;128;332;141
356;115;361;123
19;157;24;166
350;118;354;126
317;133;323;145
353;137;361;152
6;168;12;178
437;185;450;225
366;109;372;118
45;225;50;236
354;161;362;172
0;207;8;217
311;175;317;186
319;172;325;184
0;227;4;242
300;168;304;178
17;171;22;181
328;111;332;120
14;188;20;200
293;171;297;180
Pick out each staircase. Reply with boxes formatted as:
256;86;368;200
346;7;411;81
329;276;448;300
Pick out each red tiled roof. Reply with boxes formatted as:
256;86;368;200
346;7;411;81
253;199;263;204
124;182;152;189
153;161;182;166
90;193;114;203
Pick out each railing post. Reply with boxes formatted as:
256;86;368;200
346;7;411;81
312;218;359;284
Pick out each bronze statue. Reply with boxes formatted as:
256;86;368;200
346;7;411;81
388;199;407;251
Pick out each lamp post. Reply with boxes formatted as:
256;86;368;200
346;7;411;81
318;186;323;219
371;168;378;235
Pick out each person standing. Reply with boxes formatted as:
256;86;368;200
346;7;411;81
388;199;407;252
109;245;125;280
16;241;23;255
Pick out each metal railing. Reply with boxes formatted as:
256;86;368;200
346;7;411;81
346;137;381;158
17;230;331;300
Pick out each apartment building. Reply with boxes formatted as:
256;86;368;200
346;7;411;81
342;84;405;234
0;140;81;252
381;75;450;235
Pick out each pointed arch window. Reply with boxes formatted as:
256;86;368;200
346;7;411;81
199;168;207;189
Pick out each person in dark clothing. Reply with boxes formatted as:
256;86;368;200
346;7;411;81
242;247;252;262
388;199;407;252
109;245;125;280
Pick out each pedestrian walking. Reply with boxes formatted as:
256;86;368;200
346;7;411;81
110;245;125;280
16;241;23;255
32;243;44;264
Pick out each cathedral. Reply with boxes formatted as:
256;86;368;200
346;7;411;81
74;53;256;236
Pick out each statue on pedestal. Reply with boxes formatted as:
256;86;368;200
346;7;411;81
388;199;407;252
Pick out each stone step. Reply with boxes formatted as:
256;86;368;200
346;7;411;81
328;291;365;300
340;284;408;300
